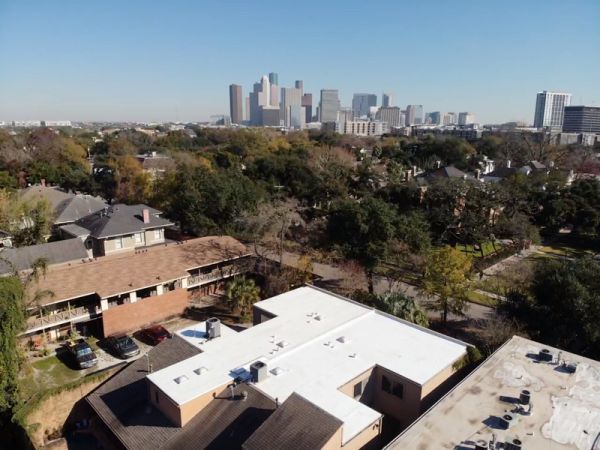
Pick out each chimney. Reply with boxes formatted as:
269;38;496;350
506;160;511;168
142;208;150;224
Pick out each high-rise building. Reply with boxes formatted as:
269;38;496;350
425;111;442;125
319;89;341;123
406;105;423;125
228;84;243;125
280;86;303;127
249;75;271;125
336;107;354;124
376;107;403;129
301;93;312;124
352;93;377;118
294;80;304;92
336;120;385;136
261;106;280;127
562;106;600;133
382;92;393;107
443;112;457;125
533;91;571;130
289;105;306;130
268;72;278;86
458;112;476;126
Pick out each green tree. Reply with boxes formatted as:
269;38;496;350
0;276;25;416
327;197;397;293
422;246;472;325
225;277;261;320
375;292;429;327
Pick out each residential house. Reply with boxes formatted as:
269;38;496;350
60;204;173;257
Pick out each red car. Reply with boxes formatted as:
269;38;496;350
141;325;172;345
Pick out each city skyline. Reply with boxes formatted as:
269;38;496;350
0;1;599;123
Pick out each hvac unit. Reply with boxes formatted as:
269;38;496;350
206;318;221;339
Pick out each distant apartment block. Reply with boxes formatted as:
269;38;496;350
562;106;600;134
533;90;571;130
458;112;476;125
376;107;403;129
336;120;385;136
443;112;457;125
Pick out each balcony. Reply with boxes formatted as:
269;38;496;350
25;305;100;333
187;267;241;287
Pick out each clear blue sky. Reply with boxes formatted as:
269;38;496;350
1;0;598;124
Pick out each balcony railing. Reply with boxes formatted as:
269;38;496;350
26;305;100;332
187;267;241;287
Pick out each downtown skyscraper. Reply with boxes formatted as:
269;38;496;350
319;89;341;123
228;84;243;124
405;105;423;125
533;91;571;130
352;93;377;118
382;92;394;107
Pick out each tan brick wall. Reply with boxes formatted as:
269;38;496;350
102;288;189;337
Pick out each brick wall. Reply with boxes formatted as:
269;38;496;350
102;288;189;337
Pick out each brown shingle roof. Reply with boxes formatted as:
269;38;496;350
27;236;249;304
87;336;276;450
242;393;343;450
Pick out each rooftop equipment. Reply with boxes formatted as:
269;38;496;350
501;413;518;429
250;361;268;383
519;389;530;405
538;348;553;362
206;318;221;339
504;438;522;450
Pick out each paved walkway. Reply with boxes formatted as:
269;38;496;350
263;249;495;323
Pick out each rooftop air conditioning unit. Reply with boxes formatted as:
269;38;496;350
250;361;268;383
474;439;488;450
206;318;221;339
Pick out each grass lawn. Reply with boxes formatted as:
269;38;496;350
456;241;502;258
466;290;498;307
536;244;595;258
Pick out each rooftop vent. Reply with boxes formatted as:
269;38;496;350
519;389;530;405
174;375;189;384
271;367;284;376
539;348;554;362
504;438;522;450
193;367;208;375
206;318;221;339
276;340;288;348
500;413;518;430
314;315;322;321
474;440;487;450
337;336;347;344
250;361;268;383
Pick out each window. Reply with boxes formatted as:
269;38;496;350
154;229;163;240
114;237;123;249
134;232;143;244
353;381;363;399
381;375;391;393
392;382;404;399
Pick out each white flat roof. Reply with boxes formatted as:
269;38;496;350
387;336;600;450
147;286;467;444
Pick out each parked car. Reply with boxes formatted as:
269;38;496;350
141;325;172;345
105;335;140;359
65;339;98;369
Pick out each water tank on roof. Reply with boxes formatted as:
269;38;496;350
539;348;553;362
504;438;522;450
500;413;518;430
206;318;221;339
474;439;487;450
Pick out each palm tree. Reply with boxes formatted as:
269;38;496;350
225;277;261;321
376;292;429;327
